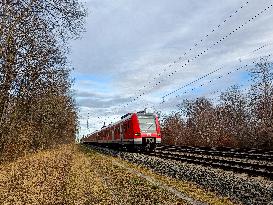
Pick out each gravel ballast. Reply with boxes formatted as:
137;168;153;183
87;145;273;205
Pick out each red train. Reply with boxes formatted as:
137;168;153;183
81;110;161;151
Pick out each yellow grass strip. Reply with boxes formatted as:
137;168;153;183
81;145;236;205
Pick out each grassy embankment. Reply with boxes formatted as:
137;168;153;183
0;144;235;205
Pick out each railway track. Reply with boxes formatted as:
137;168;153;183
156;145;273;161
149;145;273;179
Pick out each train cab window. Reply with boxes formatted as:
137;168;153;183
137;115;156;133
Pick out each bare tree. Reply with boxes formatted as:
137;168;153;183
248;57;273;149
161;58;273;150
161;112;185;145
181;98;217;146
0;0;86;161
218;86;248;147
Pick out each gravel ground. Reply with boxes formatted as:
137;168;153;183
88;145;273;205
161;151;273;166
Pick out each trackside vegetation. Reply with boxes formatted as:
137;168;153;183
162;58;273;150
0;1;86;162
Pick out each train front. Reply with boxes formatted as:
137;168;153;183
133;111;161;151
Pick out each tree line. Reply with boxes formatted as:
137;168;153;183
0;0;86;162
161;58;273;150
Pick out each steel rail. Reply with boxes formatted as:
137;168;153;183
156;145;273;161
149;146;273;179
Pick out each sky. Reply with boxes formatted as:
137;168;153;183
68;0;273;137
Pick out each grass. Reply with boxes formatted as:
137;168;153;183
0;144;236;204
116;155;235;205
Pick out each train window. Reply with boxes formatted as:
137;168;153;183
137;115;156;132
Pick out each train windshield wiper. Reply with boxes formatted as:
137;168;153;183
146;123;153;130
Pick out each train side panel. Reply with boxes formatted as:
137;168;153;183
155;116;161;144
131;113;141;144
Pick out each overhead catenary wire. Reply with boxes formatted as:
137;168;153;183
122;3;273;108
113;43;272;120
155;53;272;111
100;44;273;127
134;1;250;94
169;53;272;100
90;2;273;130
161;45;270;100
101;49;273;125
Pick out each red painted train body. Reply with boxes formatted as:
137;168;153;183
81;111;161;151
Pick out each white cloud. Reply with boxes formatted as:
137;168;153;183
69;0;273;134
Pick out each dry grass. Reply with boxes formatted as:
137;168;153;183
0;144;73;204
0;144;236;204
75;146;183;205
118;158;235;205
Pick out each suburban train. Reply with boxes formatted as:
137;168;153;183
81;110;161;151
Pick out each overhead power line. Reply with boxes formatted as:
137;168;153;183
156;53;272;110
123;3;273;107
91;2;273;130
135;1;250;94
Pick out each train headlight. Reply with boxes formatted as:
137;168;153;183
135;133;141;136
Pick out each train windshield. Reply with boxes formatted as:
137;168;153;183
137;115;156;133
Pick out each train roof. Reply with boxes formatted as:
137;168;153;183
89;111;157;135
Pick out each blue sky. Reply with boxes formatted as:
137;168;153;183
69;0;273;136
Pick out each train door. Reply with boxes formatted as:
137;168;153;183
120;124;124;144
111;129;114;142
